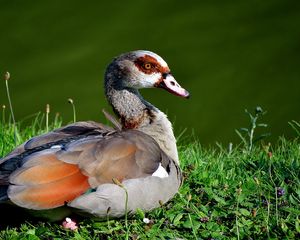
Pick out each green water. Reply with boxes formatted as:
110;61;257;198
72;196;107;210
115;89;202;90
0;1;299;144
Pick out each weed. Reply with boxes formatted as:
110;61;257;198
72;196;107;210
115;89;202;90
235;106;270;151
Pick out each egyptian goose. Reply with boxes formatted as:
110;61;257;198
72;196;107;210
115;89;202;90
0;50;189;220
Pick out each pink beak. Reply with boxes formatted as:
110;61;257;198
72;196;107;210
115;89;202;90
158;74;190;98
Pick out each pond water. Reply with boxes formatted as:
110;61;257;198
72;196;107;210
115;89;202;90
0;1;299;145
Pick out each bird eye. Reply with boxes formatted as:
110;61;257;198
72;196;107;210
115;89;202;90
144;63;152;70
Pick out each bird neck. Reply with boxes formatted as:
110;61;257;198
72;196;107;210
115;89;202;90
105;78;179;163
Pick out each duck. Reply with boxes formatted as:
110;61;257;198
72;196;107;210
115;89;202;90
0;50;189;220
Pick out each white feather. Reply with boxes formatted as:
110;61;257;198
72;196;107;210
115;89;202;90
50;145;62;149
152;163;169;178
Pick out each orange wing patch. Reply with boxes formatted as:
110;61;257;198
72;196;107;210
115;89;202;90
10;161;80;185
8;151;90;210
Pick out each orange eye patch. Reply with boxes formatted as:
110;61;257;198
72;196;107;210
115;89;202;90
134;55;170;74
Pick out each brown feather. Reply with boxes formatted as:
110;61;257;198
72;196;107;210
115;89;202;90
57;130;162;188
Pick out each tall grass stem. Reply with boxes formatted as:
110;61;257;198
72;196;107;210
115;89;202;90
2;105;5;125
68;98;76;123
267;195;270;236
236;188;242;240
4;72;17;146
46;104;50;132
275;187;279;226
112;178;129;239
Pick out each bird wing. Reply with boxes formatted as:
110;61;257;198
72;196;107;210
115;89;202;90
5;130;163;210
0;121;113;165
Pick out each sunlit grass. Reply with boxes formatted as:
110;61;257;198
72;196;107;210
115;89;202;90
0;115;300;239
0;113;62;157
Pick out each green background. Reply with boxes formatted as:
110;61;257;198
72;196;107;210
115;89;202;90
0;1;299;145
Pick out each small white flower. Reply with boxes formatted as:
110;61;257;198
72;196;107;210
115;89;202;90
143;218;150;224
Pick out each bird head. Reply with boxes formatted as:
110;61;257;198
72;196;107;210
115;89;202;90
106;50;189;98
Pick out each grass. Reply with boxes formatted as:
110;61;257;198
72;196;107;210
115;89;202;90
0;114;300;239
